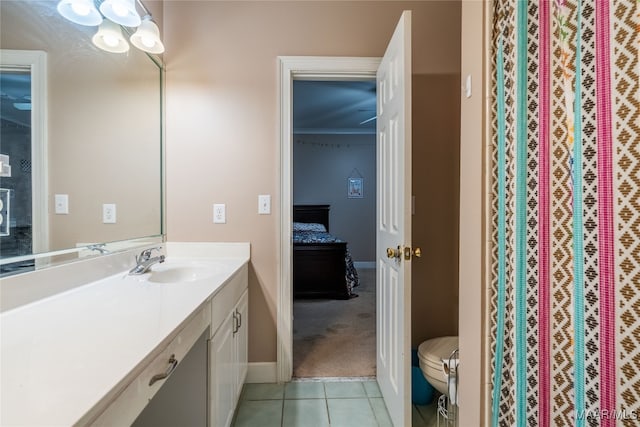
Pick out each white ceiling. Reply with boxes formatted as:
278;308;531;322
293;80;376;135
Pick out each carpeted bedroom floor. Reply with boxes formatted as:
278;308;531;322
293;268;376;378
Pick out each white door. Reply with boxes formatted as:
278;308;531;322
209;312;236;427
376;11;412;427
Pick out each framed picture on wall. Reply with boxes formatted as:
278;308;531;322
348;178;363;198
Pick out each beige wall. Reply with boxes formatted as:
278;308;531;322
458;0;487;424
164;1;461;363
47;59;161;249
411;73;460;347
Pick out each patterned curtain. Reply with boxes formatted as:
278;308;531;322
488;1;639;426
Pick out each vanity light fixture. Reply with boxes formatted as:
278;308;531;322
57;0;164;55
130;16;164;54
92;20;130;53
56;0;102;26
99;0;141;27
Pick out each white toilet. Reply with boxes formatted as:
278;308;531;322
417;336;459;397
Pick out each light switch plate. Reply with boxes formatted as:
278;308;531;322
213;204;226;223
465;74;472;98
55;194;69;214
103;203;116;224
258;195;271;215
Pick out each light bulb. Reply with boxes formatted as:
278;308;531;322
93;20;129;53
130;17;164;53
103;34;119;48
112;2;128;17
70;2;90;16
99;0;141;27
141;36;156;48
57;0;102;26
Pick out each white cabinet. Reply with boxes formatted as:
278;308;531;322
131;331;209;427
91;263;248;427
210;310;236;427
91;305;211;427
234;290;248;390
209;265;248;427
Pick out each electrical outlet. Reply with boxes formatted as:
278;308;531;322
55;194;69;214
258;195;271;215
213;204;226;223
103;203;116;224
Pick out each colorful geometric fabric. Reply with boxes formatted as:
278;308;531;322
612;1;640;426
550;0;577;425
526;0;541;425
489;0;640;425
578;1;601;426
537;1;552;426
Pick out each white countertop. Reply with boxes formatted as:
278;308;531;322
0;242;249;426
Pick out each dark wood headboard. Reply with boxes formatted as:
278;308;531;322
293;205;330;232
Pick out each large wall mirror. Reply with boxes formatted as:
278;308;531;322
0;1;163;276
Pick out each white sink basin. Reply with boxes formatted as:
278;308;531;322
147;260;225;283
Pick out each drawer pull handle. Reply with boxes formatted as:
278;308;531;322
149;354;178;386
232;312;238;335
237;309;242;329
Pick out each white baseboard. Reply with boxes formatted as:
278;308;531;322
246;362;277;383
354;262;375;269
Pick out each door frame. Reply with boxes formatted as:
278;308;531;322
277;56;381;382
0;49;48;254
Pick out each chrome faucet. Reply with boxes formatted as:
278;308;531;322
88;243;110;255
129;247;165;275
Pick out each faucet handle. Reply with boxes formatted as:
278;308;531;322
88;243;110;254
137;247;162;262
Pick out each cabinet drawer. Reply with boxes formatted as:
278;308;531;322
91;305;210;426
211;265;248;337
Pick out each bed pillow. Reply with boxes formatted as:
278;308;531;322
293;222;327;232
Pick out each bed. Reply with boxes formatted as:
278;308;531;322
292;204;359;299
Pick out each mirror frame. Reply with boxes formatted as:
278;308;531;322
0;39;165;275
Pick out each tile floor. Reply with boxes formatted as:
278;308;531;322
232;380;392;427
231;379;441;427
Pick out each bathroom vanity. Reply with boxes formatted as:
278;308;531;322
0;242;250;427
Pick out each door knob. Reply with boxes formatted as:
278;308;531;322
403;246;422;260
386;247;401;259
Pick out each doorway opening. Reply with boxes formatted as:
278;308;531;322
276;56;382;384
0;50;47;276
277;28;413;423
291;80;377;378
0;70;32;258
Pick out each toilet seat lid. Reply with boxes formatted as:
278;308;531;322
417;336;458;364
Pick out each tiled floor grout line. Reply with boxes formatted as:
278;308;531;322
280;398;284;427
323;383;332;426
366;395;380;427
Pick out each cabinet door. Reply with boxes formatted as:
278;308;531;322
209;312;236;427
234;289;249;397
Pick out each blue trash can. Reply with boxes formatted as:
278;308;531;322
411;348;434;405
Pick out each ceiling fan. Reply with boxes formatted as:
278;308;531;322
358;108;376;125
